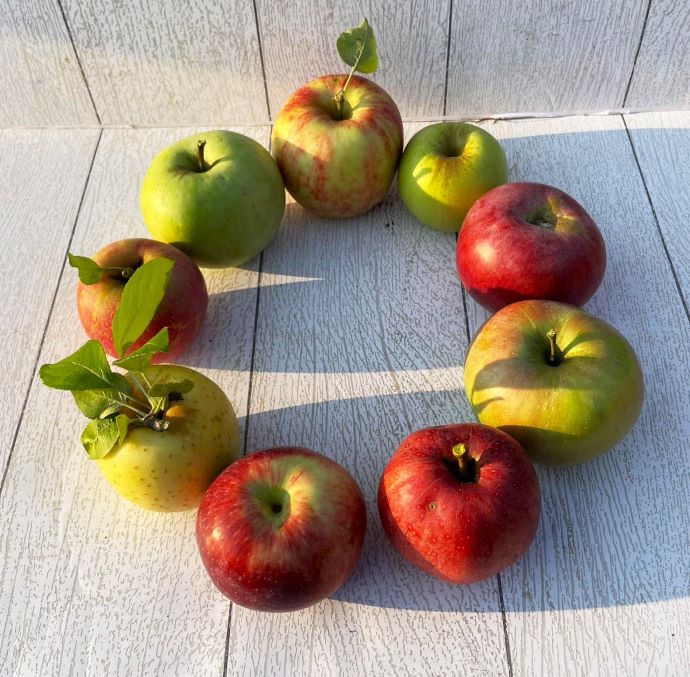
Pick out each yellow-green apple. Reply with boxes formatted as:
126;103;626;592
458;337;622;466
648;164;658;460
464;300;644;465
457;182;606;312
141;130;285;267
76;238;207;362
196;447;367;612
378;423;540;584
271;74;403;218
97;365;240;511
397;122;507;232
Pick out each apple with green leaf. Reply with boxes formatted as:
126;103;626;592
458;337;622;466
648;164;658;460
196;446;366;611
40;258;239;511
464;300;644;465
141;131;285;268
398;122;507;232
271;19;403;218
70;238;207;362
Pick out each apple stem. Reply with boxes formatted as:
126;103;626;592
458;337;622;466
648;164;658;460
334;38;367;118
547;329;558;364
197;139;206;172
452;442;469;476
101;265;135;280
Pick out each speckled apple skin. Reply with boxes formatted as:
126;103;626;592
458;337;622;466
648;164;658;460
271;74;403;218
378;424;540;584
96;365;239;512
76;238;208;362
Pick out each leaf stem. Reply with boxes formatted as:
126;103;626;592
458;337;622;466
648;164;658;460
335;34;367;117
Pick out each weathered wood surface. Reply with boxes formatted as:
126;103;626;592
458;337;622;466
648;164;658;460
0;126;263;676
0;129;100;475
464;114;690;675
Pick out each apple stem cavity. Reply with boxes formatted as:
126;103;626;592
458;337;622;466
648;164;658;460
197;139;207;172
449;443;478;482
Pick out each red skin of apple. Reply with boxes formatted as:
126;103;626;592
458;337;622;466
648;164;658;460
196;446;367;612
76;238;207;362
271;74;403;218
378;424;540;584
457;182;606;312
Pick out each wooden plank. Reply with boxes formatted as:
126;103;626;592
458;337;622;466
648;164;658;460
226;122;508;676
0;126;264;676
255;0;450;120
446;1;648;116
0;128;100;475
0;0;97;126
60;0;268;125
464;115;690;675
625;111;690;304
625;1;690;109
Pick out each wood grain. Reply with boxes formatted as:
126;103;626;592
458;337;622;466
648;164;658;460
446;0;648;116
625;111;690;305
0;0;97;126
0;129;99;475
0;126;264;676
465;115;690;675
225;122;509;676
60;0;268;125
255;0;450;120
625;0;690;109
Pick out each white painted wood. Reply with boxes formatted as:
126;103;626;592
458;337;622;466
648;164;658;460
226;122;508;676
464;115;690;675
0;129;99;474
446;0;648;116
0;126;264;676
255;0;450;120
0;0;97;126
625;111;690;303
626;1;690;109
60;0;268;125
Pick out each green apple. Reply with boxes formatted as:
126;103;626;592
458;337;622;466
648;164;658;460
398;122;507;232
97;365;240;511
141;130;285;268
464;300;644;465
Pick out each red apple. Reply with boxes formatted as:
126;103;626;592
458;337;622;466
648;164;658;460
76;238;207;361
271;74;403;218
196;446;367;612
378;424;540;584
457;182;606;312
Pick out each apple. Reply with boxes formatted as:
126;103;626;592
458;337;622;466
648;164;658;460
196;446;367;612
464;300;644;465
77;238;207;361
378;423;540;584
397;122;507;232
457;182;607;311
141;130;285;267
96;364;240;512
271;74;403;218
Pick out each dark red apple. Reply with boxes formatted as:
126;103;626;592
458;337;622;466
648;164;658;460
76;238;207;361
196;446;367;612
378;424;540;584
457;182;606;312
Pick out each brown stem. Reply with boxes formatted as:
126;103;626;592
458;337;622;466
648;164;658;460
197;139;206;172
546;329;558;364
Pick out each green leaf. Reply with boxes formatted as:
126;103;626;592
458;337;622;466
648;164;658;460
68;253;105;285
40;340;120;391
81;414;130;460
337;18;378;74
148;379;194;398
112;258;174;358
113;328;169;372
71;374;132;418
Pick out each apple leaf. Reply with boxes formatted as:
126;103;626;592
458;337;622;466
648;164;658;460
148;379;194;398
68;253;105;285
81;414;130;460
113;328;169;373
337;18;378;74
40;340;121;391
72;373;132;419
112;258;174;358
